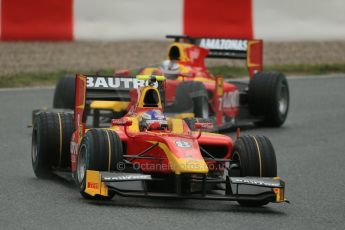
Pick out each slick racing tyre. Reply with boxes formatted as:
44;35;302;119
175;82;209;118
231;135;277;207
76;129;123;200
32;112;74;178
248;72;289;127
53;75;75;110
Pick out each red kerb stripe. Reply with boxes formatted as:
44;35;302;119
183;0;253;39
1;0;73;40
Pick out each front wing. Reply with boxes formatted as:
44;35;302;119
84;170;287;204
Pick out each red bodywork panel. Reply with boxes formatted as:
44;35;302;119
71;75;87;171
114;119;232;174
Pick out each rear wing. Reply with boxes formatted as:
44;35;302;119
80;74;165;101
84;75;145;101
166;35;263;77
74;74;165;131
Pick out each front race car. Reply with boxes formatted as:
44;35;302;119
31;74;288;207
71;75;288;206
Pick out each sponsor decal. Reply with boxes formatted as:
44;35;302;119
198;39;247;51
87;182;99;189
77;113;83;139
232;178;278;187
187;47;200;62
103;175;151;181
195;122;213;130
222;90;240;109
70;141;78;156
86;76;158;89
175;140;192;148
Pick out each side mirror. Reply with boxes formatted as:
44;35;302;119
194;122;214;130
111;119;132;126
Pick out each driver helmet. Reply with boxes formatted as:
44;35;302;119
159;60;180;79
139;110;168;131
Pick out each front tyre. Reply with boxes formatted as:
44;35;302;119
231;135;277;207
76;129;123;200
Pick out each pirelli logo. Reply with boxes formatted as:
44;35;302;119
231;178;281;187
87;182;99;189
102;174;151;181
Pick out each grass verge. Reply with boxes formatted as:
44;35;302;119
0;63;344;88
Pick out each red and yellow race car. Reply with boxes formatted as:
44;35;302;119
32;74;287;206
140;35;289;129
50;35;289;130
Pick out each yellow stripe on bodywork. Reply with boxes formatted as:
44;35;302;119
127;117;140;132
90;101;129;112
167;118;184;134
176;76;215;83
273;187;285;203
173;113;194;119
76;76;86;109
148;141;208;174
136;75;165;81
84;170;109;197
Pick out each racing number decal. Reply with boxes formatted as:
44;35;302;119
222;90;240;109
175;140;192;148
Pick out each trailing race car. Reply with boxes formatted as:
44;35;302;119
47;35;289;130
32;74;287;206
140;35;289;129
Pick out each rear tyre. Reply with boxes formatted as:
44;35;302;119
53;75;75;109
231;135;277;207
32;112;74;178
248;72;289;127
175;82;209;118
76;129;123;200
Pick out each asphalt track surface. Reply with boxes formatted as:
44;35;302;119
1;75;345;230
